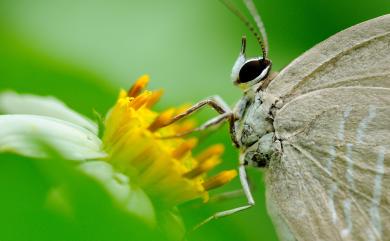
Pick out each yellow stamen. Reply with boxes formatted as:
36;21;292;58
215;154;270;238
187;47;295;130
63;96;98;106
131;91;152;110
196;144;225;162
184;157;221;179
146;89;164;108
202;170;237;190
172;138;198;159
148;108;175;132
174;120;196;134
128;74;150;97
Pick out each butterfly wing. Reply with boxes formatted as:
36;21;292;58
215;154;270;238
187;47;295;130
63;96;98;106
264;14;390;104
264;14;390;241
268;88;390;241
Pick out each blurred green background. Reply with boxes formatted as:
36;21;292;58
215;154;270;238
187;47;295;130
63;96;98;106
0;0;389;241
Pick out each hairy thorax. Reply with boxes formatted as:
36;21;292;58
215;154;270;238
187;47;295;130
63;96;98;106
233;88;280;167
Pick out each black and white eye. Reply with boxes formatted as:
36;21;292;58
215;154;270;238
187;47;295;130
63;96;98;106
237;58;271;84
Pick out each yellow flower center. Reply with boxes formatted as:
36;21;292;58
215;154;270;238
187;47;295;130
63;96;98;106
102;75;237;207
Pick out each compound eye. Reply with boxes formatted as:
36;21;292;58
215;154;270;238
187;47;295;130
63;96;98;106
238;59;270;84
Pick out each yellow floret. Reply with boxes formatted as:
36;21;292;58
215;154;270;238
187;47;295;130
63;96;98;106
102;75;237;207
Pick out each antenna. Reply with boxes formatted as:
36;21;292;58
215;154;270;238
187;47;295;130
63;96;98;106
219;0;269;58
243;0;268;54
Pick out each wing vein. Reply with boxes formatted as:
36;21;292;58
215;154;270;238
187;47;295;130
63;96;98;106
286;31;390;99
286;142;390;215
303;72;390;93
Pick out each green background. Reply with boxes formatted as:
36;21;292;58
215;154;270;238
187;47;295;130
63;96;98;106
0;0;389;241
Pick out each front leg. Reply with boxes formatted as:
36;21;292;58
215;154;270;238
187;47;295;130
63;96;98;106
160;95;240;146
161;112;232;138
162;95;232;127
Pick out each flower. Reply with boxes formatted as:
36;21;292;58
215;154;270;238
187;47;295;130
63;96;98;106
0;75;237;222
102;75;237;206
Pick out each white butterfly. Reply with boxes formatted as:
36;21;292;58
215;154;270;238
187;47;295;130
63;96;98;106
265;13;390;241
165;1;390;240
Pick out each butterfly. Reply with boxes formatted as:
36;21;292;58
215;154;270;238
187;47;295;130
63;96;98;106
165;1;390;240
263;13;390;241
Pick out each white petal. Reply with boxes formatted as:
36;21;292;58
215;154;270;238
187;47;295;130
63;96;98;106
0;91;98;134
79;161;156;225
0;114;106;160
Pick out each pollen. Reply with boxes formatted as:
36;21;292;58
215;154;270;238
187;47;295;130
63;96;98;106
196;144;225;162
127;74;150;97
102;75;237;207
184;157;221;179
171;138;198;159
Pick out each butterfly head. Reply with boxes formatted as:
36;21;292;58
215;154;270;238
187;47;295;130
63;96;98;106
231;36;272;89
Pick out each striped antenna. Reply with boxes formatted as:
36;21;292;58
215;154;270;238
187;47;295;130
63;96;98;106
219;0;268;58
243;0;269;54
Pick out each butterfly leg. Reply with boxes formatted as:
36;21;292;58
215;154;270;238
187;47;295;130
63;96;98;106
160;112;232;138
193;165;254;231
160;96;239;145
163;95;232;126
208;189;244;203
